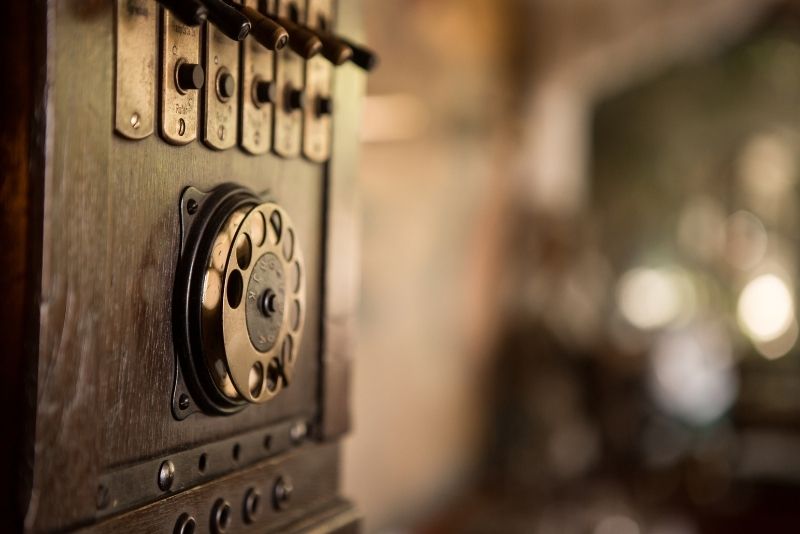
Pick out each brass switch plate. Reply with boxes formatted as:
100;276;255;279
203;21;240;150
115;0;157;140
273;0;306;159
240;0;275;155
303;0;333;162
160;8;201;145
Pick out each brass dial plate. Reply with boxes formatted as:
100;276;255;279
303;0;333;162
115;0;157;140
203;20;240;150
201;203;306;403
273;0;306;158
240;0;276;154
160;8;201;145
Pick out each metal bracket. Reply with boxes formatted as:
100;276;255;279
160;7;202;145
303;0;333;162
115;0;157;140
272;0;306;158
203;18;240;150
240;0;277;155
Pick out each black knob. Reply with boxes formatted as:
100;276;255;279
234;5;289;51
317;34;353;66
198;0;251;41
273;17;322;58
315;96;333;117
158;0;208;26
253;80;276;106
176;62;205;92
287;88;305;111
339;38;379;71
217;70;235;100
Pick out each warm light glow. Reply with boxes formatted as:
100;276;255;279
737;274;794;343
753;319;798;360
594;515;640;534
616;267;693;330
649;325;737;426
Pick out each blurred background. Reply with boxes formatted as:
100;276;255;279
342;1;800;532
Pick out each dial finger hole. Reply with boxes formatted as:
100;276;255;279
290;299;301;331
235;233;252;270
269;211;283;245
250;211;267;247
249;362;264;398
226;270;244;308
291;261;302;293
210;233;231;271
202;269;222;311
266;358;281;393
281;335;294;364
282;228;295;261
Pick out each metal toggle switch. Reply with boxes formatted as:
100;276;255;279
198;0;251;41
157;0;208;26
233;3;289;51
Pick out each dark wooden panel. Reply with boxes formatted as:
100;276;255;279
20;0;363;530
83;443;347;533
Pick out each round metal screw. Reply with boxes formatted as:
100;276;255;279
211;498;232;533
243;487;261;523
289;420;307;444
178;393;191;409
96;484;110;510
174;513;196;534
272;476;293;511
158;460;176;492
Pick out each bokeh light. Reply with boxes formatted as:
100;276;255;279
616;267;695;331
737;273;795;344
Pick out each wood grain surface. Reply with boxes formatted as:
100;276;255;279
15;0;364;531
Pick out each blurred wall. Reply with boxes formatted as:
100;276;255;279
342;0;779;531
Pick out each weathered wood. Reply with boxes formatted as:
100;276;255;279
13;0;363;530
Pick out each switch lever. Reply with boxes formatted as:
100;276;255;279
198;0;251;41
232;4;289;51
339;37;378;71
157;0;208;26
271;16;322;59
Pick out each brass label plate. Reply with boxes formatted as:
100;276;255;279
303;0;333;162
203;22;240;150
273;0;306;158
160;9;201;145
240;0;276;155
115;0;157;140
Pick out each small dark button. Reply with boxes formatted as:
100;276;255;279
315;96;333;117
217;71;235;100
176;62;205;92
287;88;305;111
253;80;276;106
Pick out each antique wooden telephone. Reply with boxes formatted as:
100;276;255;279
0;0;374;532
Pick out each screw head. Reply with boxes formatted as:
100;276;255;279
211;498;232;533
158;460;176;492
96;484;110;510
243;488;261;523
272;476;293;511
178;393;191;410
174;513;196;534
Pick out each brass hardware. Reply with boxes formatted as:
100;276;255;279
203;18;240;150
175;186;305;413
240;0;277;155
235;3;289;51
157;0;208;26
115;0;157;140
303;0;333;162
161;7;202;145
273;0;308;158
